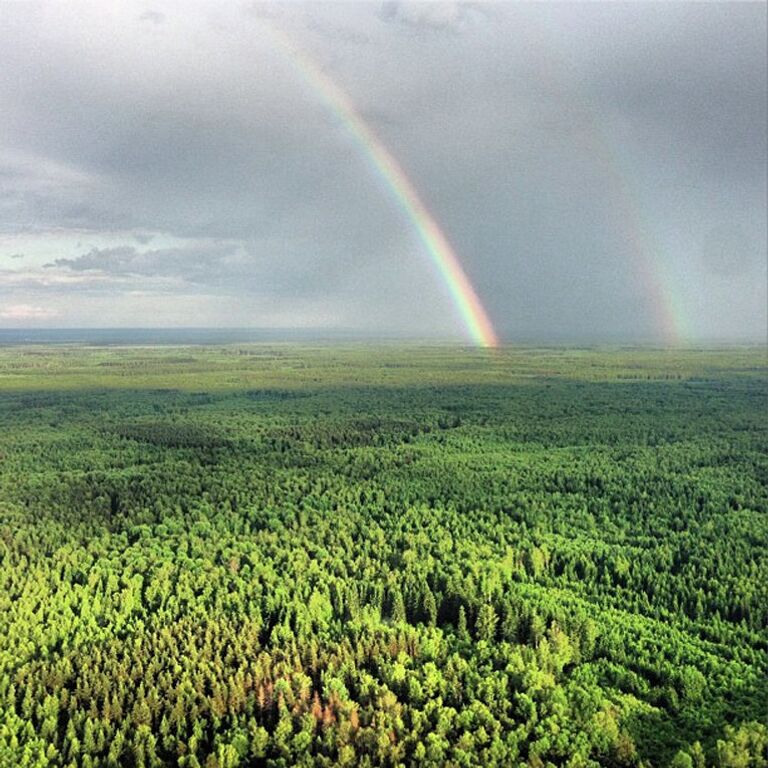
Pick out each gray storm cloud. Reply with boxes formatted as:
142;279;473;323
0;1;765;341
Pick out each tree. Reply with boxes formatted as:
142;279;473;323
476;604;498;643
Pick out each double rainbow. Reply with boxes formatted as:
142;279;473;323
264;25;499;348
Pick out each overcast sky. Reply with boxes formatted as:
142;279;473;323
0;1;765;342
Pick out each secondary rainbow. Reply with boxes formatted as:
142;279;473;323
520;13;686;344
263;24;499;348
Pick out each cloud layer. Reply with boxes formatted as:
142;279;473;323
0;1;765;341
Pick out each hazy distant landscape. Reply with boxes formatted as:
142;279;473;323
0;329;368;347
0;344;766;766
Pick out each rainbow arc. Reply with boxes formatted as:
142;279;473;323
264;23;499;348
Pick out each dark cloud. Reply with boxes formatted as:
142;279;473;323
379;1;494;32
139;10;165;25
0;1;764;340
44;243;277;294
379;2;461;30
41;234;414;305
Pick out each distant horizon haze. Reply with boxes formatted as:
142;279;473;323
0;327;764;347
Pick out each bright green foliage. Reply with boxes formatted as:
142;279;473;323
0;345;766;767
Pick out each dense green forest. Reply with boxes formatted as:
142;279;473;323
0;345;766;767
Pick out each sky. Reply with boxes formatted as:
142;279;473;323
0;1;765;343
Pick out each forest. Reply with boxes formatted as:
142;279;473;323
0;344;765;767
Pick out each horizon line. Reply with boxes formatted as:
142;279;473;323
0;327;765;347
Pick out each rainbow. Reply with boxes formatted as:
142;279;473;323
263;24;499;348
520;13;687;345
